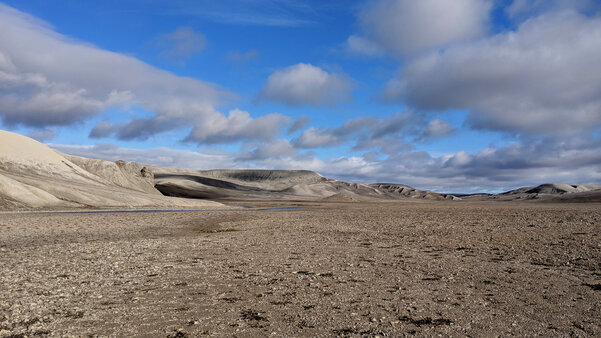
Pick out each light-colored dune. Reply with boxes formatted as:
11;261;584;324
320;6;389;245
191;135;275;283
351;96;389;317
0;173;78;209
0;130;224;210
65;155;161;195
0;131;107;185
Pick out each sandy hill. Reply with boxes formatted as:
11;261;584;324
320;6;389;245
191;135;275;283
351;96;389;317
0;130;223;210
152;167;458;201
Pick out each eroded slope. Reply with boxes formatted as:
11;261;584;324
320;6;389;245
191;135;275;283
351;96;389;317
0;130;223;209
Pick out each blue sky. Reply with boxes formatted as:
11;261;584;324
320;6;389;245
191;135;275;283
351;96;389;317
1;0;600;193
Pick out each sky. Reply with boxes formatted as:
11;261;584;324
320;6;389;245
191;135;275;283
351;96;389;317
1;0;600;193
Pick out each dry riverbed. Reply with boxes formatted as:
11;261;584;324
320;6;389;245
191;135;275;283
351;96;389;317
1;201;600;336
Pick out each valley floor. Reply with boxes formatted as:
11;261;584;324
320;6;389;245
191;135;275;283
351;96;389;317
1;201;600;336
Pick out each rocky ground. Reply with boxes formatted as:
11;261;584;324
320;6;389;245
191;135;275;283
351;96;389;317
1;201;600;336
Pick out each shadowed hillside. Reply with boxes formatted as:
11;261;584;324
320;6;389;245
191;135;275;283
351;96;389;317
152;167;458;201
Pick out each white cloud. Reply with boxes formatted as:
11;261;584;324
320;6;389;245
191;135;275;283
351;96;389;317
0;4;224;128
90;108;290;144
0;4;290;144
419;119;454;140
356;136;601;192
184;108;291;144
443;150;471;168
89;117;184;141
293;111;425;152
294;127;342;148
351;0;492;56
0;64;110;126
384;11;601;135
92;108;291;144
52;143;238;170
258;63;353;106
287;115;311;134
238;139;297;160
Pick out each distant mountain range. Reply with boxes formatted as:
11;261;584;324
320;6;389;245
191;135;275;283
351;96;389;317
0;130;599;210
151;168;458;202
460;183;601;202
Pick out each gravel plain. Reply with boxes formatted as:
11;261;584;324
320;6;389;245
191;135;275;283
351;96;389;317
1;201;600;337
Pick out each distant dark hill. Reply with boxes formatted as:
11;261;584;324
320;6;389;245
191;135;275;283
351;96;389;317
462;183;601;202
506;183;601;195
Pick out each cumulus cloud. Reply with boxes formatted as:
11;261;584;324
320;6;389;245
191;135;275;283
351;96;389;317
384;11;601;136
52;143;238;170
294;111;428;153
0;66;114;127
351;0;492;56
90;108;287;144
345;135;601;192
0;4;290;144
184;109;291;144
418;119;455;140
287;115;310;134
0;4;223;128
352;137;414;155
89;117;184;141
88;122;115;139
294;127;342;148
237;139;297;160
431;136;601;189
258;63;353;106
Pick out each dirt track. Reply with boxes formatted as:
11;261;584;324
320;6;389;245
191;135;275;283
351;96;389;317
1;201;600;336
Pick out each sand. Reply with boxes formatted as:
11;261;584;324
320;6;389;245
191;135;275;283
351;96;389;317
1;201;600;336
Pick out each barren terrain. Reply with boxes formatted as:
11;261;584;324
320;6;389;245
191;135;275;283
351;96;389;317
1;201;600;336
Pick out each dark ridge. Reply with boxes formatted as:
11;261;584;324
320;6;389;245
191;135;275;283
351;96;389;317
154;174;261;191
